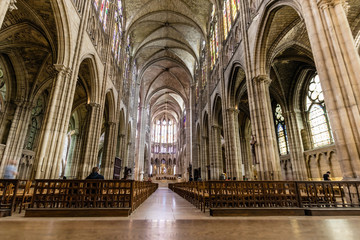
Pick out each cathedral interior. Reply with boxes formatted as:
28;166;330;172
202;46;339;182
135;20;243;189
1;0;360;239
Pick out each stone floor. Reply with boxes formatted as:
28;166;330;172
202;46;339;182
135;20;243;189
1;188;360;240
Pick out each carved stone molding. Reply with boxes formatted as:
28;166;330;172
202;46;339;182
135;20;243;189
9;0;17;12
253;75;272;86
317;0;346;9
54;64;72;77
226;108;240;114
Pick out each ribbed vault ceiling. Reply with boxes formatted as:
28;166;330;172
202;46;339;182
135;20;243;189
124;0;214;122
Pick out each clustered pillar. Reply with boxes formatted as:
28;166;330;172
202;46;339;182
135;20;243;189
224;108;242;180
249;76;281;180
302;0;360;179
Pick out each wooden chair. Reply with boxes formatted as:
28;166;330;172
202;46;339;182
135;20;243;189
19;180;33;213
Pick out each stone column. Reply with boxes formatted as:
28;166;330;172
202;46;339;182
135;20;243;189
0;100;32;177
194;143;200;176
301;0;360;179
64;131;79;178
34;66;74;179
250;76;281;180
118;133;126;178
101;121;116;179
135;106;147;180
0;0;16;29
201;136;209;179
117;134;125;159
224;108;242;180
77;103;102;178
284;110;308;180
211;125;223;179
240;136;253;180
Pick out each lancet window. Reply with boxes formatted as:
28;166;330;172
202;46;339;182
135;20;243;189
153;118;176;145
210;5;219;69
223;0;239;39
306;75;333;148
93;0;109;30
112;1;123;63
274;104;289;155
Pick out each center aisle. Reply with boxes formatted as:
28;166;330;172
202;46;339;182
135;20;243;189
130;187;208;220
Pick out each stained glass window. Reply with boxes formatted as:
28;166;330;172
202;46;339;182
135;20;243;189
306;75;333;148
223;0;239;39
168;120;174;143
223;3;228;39
152;118;177;152
226;0;231;32
210;5;218;69
94;0;99;9
161;119;167;143
155;120;161;143
112;13;118;52
274;104;289;155
112;0;123;62
231;0;237;20
215;22;219;59
99;0;106;20
102;1;109;29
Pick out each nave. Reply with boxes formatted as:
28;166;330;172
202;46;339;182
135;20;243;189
1;188;360;240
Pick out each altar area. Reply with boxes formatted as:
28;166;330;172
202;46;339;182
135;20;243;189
151;174;184;187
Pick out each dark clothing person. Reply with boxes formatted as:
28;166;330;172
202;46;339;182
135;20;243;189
86;172;104;180
323;171;331;181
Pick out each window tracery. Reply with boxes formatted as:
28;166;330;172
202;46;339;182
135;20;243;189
306;75;333;148
152;117;176;144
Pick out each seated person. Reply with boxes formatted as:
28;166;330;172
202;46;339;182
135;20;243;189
323;171;331;181
86;167;104;180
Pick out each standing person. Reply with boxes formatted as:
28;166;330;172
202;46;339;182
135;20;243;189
4;160;18;179
323;171;331;181
86;167;104;180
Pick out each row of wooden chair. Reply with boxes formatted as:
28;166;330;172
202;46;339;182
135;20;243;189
0;180;34;215
169;181;360;211
1;180;159;216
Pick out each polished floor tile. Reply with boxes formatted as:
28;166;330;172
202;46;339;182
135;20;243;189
1;188;360;240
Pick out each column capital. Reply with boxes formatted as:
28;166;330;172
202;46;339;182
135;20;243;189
211;124;222;130
253;75;272;86
88;102;101;109
106;121;116;127
54;64;72;77
226;107;240;114
317;0;346;9
14;99;33;109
